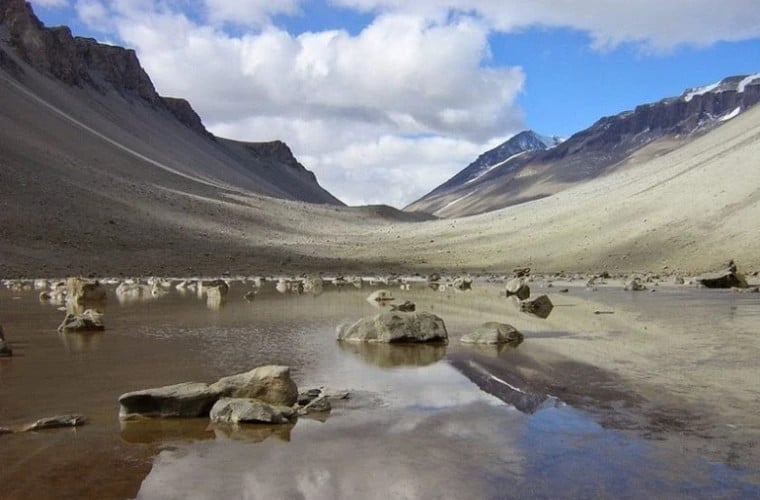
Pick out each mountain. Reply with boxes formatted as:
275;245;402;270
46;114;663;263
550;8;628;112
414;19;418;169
407;74;760;218
0;0;342;206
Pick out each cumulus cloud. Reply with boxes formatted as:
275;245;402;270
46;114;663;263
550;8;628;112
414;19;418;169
32;0;68;7
332;0;760;52
65;0;760;206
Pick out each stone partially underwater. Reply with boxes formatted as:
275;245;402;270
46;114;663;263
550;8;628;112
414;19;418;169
337;311;449;344
118;365;337;428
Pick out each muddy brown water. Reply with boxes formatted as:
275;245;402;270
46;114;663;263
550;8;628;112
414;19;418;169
1;281;758;499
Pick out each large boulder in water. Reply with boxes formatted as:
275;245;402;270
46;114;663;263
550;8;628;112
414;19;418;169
209;398;295;425
118;382;220;419
57;309;104;333
461;322;524;345
210;365;298;407
337;311;448;344
520;295;554;319
697;261;749;289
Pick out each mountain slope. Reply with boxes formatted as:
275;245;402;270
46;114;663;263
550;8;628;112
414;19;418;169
408;74;760;218
0;0;342;206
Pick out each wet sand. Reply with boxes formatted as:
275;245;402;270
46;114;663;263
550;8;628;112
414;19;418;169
1;280;759;498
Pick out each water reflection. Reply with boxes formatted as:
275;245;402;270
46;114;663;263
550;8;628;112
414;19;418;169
212;423;294;443
337;342;446;368
120;418;214;444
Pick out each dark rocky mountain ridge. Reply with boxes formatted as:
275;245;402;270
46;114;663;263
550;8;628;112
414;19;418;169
407;73;760;218
0;0;341;205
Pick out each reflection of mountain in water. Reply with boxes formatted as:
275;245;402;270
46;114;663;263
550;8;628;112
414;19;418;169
338;342;447;368
448;357;552;414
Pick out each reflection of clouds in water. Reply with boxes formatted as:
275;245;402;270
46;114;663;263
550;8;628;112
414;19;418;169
139;402;526;500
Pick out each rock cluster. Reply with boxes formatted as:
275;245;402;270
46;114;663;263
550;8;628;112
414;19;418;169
118;365;331;427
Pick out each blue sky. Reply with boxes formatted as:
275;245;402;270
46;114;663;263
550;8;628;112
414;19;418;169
28;0;760;206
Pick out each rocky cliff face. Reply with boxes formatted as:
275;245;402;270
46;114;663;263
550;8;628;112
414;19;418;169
0;0;160;103
0;0;343;206
408;74;760;217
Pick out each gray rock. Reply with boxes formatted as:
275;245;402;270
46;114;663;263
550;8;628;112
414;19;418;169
209;398;294;425
210;365;298;407
57;309;104;333
337;311;448;344
624;277;647;291
390;300;416;312
505;278;530;300
520;295;554;319
697;271;748;289
118;382;220;419
453;276;473;290
22;414;87;431
66;277;107;304
461;322;523;345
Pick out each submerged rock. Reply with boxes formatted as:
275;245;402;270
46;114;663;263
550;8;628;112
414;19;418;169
23;414;87;431
337;311;448;344
57;309;104;333
505;278;530;300
118;382;220;419
520;295;554;319
210;365;298;407
461;322;524;345
209;398;294;425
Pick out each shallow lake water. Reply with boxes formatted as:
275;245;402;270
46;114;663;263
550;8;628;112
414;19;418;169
1;279;759;499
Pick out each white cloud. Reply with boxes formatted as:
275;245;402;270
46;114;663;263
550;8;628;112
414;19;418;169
78;4;525;206
74;0;110;28
331;0;760;52
203;0;302;27
31;0;68;7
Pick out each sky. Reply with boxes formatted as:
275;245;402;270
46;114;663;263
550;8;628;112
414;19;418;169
29;0;760;207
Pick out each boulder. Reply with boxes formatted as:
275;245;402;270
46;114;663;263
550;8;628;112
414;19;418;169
22;414;87;431
520;295;554;319
303;275;324;294
697;271;748;289
118;382;220;419
624;277;647;291
209;398;294;425
210;365;298;407
505;278;530;300
66;277;106;304
390;300;416;312
453;276;473;290
461;322;524;345
367;289;394;302
200;279;229;297
337;311;448;344
57;309;104;333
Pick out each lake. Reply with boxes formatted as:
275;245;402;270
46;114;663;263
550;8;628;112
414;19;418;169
1;277;759;499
